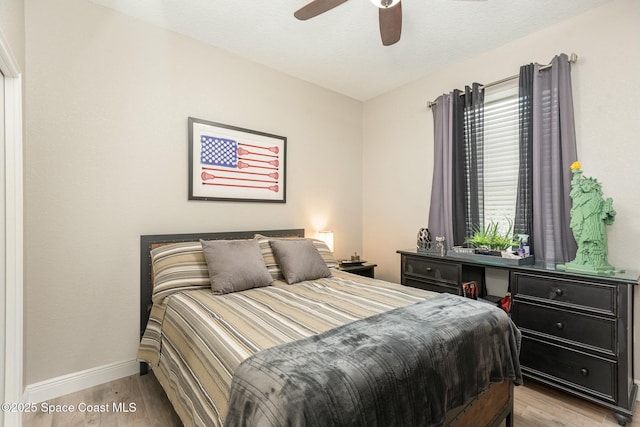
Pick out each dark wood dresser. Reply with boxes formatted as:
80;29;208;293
397;249;639;425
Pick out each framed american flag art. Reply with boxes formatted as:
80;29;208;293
188;117;287;203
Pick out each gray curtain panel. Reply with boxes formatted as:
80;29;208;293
428;93;455;248
461;83;485;239
531;53;578;267
515;63;534;252
451;89;466;245
429;84;485;249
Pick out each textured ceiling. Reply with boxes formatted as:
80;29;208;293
88;0;609;101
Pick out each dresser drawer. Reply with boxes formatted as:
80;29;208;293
521;337;615;402
514;302;616;354
403;257;459;285
403;278;459;295
512;272;616;315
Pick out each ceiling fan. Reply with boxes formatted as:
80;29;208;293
295;0;403;46
294;0;487;47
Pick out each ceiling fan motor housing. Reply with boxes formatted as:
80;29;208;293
373;0;400;7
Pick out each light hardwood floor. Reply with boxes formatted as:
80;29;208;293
22;372;181;427
23;373;640;427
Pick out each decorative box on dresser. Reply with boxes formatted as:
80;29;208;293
397;249;639;425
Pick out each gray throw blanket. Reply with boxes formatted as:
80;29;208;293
225;294;522;427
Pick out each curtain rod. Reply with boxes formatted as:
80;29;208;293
426;53;578;109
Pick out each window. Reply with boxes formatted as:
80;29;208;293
465;82;519;236
432;56;576;262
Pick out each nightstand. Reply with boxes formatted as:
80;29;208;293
338;262;377;278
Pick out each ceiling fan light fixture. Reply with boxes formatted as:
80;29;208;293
370;0;400;8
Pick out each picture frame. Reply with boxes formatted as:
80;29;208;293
188;117;287;203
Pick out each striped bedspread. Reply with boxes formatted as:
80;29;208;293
137;270;437;427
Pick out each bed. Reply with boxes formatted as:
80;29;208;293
138;229;522;427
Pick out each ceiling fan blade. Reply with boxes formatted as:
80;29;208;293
379;2;402;46
294;0;350;20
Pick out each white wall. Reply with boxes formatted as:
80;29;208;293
0;0;25;73
363;0;640;369
24;0;363;385
363;0;639;281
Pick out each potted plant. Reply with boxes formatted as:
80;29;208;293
464;222;519;256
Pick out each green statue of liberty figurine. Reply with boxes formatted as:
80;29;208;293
562;161;617;273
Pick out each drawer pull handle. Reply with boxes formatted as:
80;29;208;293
425;267;433;272
555;322;564;330
580;368;589;377
555;288;564;296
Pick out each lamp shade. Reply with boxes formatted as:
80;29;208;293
370;0;400;8
315;231;334;253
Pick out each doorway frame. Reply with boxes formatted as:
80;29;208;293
0;26;24;427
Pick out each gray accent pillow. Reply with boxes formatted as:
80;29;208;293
270;239;332;284
200;239;273;295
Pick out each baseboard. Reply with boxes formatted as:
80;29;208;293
23;359;139;404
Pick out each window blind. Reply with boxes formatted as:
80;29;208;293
478;84;519;234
